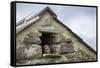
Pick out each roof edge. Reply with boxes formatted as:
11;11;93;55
53;16;96;54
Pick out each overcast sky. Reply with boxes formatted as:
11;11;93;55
16;3;97;51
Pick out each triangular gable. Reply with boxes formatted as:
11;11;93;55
16;7;96;54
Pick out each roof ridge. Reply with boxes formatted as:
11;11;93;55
37;6;57;18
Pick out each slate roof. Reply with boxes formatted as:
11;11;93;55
16;7;96;54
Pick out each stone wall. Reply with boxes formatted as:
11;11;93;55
16;32;75;63
16;12;96;65
16;31;96;65
16;32;42;62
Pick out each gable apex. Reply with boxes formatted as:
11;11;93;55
37;6;57;18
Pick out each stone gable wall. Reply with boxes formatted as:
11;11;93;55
16;12;96;65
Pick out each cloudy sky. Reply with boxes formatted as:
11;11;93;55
16;3;97;51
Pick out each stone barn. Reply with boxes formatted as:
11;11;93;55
16;7;97;65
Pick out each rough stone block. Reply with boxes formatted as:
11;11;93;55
27;32;42;37
43;45;51;54
16;44;26;61
16;44;42;61
24;44;42;59
61;43;75;54
66;39;72;43
23;36;41;45
52;34;66;43
51;44;62;54
51;42;75;54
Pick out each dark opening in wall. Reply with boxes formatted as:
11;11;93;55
40;32;54;54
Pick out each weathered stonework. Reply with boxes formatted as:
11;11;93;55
43;45;51;54
16;7;96;65
16;30;96;65
23;36;41;45
52;34;66;43
51;44;62;54
27;32;42;37
16;44;42;61
61;42;75;54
